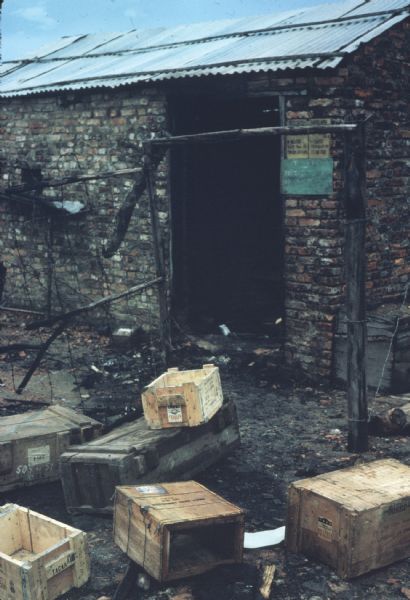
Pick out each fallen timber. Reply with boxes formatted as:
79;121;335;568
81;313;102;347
15;278;162;394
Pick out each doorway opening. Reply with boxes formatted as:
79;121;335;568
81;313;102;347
170;94;283;335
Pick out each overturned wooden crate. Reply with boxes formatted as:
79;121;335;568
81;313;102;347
60;398;239;514
142;364;224;429
114;481;244;582
0;503;89;600
286;458;410;578
0;405;102;493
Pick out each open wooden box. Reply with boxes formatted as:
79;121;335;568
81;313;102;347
142;364;224;429
114;481;244;581
0;504;90;600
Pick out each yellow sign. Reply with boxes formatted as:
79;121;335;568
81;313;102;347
286;118;331;159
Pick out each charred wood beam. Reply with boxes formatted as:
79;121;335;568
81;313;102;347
103;149;165;258
144;150;171;358
148;124;358;147
0;306;45;316
16;320;68;394
26;277;162;330
0;190;67;213
344;124;368;453
0;343;42;352
5;167;143;195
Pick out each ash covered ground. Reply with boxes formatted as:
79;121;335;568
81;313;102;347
1;311;410;600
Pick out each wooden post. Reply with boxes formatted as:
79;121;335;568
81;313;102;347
144;147;171;361
344;124;368;452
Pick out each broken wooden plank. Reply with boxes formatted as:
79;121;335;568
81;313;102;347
60;398;240;514
258;564;276;599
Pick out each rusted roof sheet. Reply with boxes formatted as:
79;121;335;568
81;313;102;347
1;0;409;97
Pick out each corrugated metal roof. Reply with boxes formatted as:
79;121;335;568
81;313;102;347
1;0;409;97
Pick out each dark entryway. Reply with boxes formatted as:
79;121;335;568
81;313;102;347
170;95;283;334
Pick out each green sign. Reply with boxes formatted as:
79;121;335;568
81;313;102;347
281;158;333;196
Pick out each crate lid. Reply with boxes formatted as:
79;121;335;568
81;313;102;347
116;481;244;525
292;459;410;511
0;405;101;441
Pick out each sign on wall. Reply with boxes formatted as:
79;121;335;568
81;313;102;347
281;158;334;196
282;118;333;195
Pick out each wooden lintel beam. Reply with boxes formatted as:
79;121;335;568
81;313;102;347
148;124;358;147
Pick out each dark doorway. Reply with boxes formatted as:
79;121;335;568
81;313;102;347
170;94;283;334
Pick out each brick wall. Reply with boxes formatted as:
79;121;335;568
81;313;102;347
0;18;408;379
0;87;169;328
236;20;410;378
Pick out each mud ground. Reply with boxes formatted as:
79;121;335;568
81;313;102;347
1;311;410;600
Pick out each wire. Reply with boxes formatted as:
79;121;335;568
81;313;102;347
374;282;409;399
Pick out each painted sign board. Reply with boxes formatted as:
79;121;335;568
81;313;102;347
281;158;333;195
286;118;331;159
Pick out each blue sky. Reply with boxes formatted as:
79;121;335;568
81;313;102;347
2;0;340;61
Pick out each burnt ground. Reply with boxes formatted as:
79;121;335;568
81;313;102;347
1;310;410;600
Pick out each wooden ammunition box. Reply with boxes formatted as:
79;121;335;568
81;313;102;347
0;405;102;493
142;364;223;429
286;459;410;578
60;398;239;514
114;481;244;582
0;503;89;600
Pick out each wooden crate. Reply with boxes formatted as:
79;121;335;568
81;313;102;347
114;481;244;582
286;458;410;578
61;398;239;514
142;364;223;429
0;503;89;600
0;405;102;492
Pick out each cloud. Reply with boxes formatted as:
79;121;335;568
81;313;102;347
15;5;57;29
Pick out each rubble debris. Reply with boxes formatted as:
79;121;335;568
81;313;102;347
219;324;231;336
142;364;223;429
286;459;410;578
60;399;239;514
113;481;244;582
0;405;102;492
369;402;410;436
0;503;90;600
